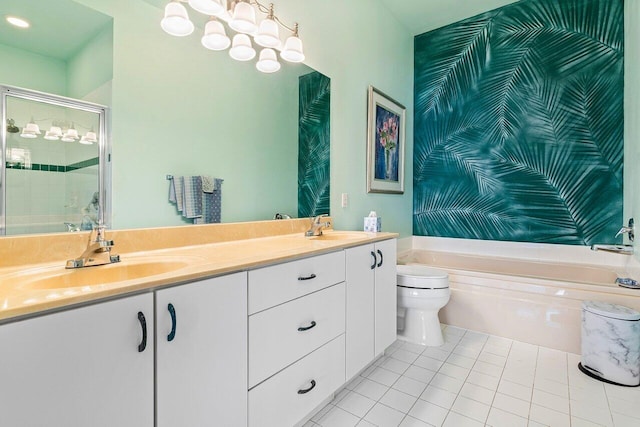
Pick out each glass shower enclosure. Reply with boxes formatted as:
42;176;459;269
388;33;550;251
1;86;109;235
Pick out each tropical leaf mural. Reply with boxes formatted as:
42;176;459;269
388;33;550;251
413;0;623;245
298;71;331;218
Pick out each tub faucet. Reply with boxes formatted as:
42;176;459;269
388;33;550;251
66;224;120;268
590;244;633;255
305;214;331;237
615;218;635;242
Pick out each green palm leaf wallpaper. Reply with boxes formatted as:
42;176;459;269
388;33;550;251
413;0;623;245
298;71;331;218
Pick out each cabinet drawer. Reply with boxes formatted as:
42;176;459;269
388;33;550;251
248;251;345;314
248;335;345;427
249;282;345;388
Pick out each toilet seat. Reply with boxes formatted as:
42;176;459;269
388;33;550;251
397;264;449;289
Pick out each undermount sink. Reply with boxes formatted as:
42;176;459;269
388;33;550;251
6;257;199;291
308;231;367;241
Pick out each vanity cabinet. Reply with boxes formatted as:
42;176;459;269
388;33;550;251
345;239;397;380
0;294;155;427
247;251;347;427
156;272;247;427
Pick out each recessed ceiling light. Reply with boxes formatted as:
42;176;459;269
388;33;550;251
6;16;30;29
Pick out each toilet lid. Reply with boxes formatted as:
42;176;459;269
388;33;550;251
397;264;449;289
583;301;640;321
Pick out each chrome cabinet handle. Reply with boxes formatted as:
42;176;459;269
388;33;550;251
167;303;177;342
298;273;317;281
376;249;383;268
370;251;377;270
297;321;317;332
297;379;317;394
137;311;147;352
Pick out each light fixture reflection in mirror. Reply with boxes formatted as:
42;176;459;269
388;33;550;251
0;86;109;236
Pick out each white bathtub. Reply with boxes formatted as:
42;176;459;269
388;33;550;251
398;240;640;354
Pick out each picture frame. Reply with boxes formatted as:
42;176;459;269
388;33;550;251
366;85;406;194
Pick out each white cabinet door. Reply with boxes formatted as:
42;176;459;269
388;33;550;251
156;272;247;427
345;243;375;380
374;239;397;355
0;294;154;427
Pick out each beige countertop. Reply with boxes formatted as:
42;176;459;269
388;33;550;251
0;224;397;323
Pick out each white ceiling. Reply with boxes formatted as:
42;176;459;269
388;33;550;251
377;0;520;35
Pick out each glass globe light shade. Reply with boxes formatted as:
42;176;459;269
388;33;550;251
256;48;281;73
161;2;195;37
188;0;224;16
229;34;256;61
280;34;305;63
229;1;257;34
255;18;280;48
201;19;230;51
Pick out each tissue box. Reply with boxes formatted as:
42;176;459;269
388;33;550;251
364;216;382;232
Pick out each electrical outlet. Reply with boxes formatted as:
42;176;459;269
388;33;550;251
341;193;348;208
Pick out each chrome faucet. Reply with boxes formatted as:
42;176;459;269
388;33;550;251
305;214;331;237
615;218;635;242
66;224;120;268
590;244;633;255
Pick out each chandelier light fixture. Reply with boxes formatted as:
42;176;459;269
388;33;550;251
17;118;98;145
160;0;305;73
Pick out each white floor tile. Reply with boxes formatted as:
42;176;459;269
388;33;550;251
465;370;500;390
445;353;476;369
486;407;528;427
443;411;484;427
408;399;449;427
317;406;360;427
367;366;401;387
429;373;464;394
392;349;421;364
471;360;503;377
404;365;437;384
414;355;445;372
492;393;530;418
533;379;569;399
438;362;471;380
459;382;496;405
353;378;389;401
393;375;429;398
312;327;639;427
382;357;412;375
399;416;432;427
444;325;466;336
422;347;451;362
532;388;569;414
478;351;507;367
451;395;490;423
529;403;570;427
498;379;532;402
363;402;405;427
336;391;377;418
420;385;457;410
380;388;418;414
569;400;613;427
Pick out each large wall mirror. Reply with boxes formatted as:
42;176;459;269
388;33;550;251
0;0;330;235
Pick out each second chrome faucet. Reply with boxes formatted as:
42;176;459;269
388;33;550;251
305;214;331;237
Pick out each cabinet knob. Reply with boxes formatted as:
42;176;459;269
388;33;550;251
298;273;317;281
137;311;147;352
297;320;317;332
370;251;377;270
376;249;383;268
167;303;177;342
297;379;317;394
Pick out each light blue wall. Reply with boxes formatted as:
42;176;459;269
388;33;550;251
67;23;114;101
0;42;67;95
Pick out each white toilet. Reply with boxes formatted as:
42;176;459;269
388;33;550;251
396;264;450;347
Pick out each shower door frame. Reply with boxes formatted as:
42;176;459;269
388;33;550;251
0;85;111;235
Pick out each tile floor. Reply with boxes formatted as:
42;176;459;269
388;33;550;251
304;325;640;427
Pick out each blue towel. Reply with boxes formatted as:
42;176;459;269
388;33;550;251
181;176;203;219
196;178;223;224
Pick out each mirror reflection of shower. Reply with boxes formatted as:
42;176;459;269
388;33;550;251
1;86;109;235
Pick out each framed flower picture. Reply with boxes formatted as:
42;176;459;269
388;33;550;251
366;86;406;194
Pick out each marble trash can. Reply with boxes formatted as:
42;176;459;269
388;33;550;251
579;301;640;387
